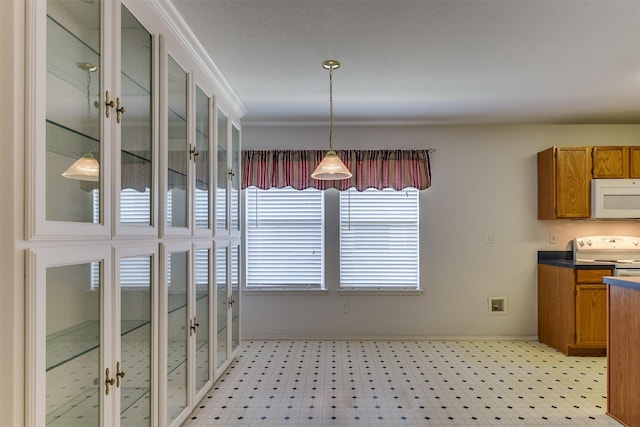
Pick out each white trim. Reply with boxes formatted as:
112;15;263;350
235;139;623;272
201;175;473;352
243;289;329;296
337;289;423;296
240;335;541;341
147;0;246;120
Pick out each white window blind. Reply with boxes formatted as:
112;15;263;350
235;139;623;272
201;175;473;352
339;188;419;289
245;186;324;288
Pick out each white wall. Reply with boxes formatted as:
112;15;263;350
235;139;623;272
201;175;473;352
240;124;640;339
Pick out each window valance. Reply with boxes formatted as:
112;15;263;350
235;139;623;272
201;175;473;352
242;149;431;191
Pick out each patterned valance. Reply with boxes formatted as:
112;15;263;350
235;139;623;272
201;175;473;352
242;149;431;191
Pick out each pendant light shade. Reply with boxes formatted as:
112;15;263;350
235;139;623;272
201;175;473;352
312;59;352;180
62;152;100;182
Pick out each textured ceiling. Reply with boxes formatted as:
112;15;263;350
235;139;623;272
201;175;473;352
170;0;640;125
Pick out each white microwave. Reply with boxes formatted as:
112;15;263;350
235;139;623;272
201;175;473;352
592;179;640;218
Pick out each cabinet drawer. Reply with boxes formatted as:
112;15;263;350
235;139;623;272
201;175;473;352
576;269;612;283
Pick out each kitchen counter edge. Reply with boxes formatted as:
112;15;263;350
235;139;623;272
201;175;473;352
537;251;615;269
603;276;640;290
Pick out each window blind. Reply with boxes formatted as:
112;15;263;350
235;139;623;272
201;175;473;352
245;186;324;288
339;188;419;288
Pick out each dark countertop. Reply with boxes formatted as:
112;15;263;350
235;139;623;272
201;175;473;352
603;276;640;290
538;251;615;270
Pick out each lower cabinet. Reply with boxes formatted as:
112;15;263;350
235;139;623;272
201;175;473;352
27;242;240;427
538;264;609;356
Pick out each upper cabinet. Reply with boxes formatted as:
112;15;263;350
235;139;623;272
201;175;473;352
592;146;640;179
538;145;640;219
29;0;244;239
32;0;112;238
214;109;241;238
538;146;592;219
592;146;629;178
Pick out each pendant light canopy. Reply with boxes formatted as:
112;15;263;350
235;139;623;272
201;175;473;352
62;152;100;182
311;59;352;180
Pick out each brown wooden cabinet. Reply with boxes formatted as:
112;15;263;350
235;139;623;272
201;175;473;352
592;146;629;178
537;264;609;356
537;146;592;219
592;145;640;178
606;281;640;426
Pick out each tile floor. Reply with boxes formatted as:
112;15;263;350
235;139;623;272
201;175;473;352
184;340;621;426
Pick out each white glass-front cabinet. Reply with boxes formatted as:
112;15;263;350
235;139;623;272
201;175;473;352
26;0;242;425
215;108;242;238
214;241;241;377
160;242;215;427
26;245;158;426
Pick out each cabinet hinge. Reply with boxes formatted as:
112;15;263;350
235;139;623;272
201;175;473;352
573;332;577;342
574;289;577;296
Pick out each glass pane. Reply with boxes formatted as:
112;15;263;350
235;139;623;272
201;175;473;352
216;109;228;230
167;57;188;228
120;6;152;226
231;125;240;231
216;246;227;368
46;262;101;426
46;0;101;223
231;245;240;352
167;251;188;422
195;87;210;230
195;248;210;393
119;256;152;427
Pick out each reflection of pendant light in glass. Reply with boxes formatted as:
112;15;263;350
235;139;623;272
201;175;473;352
62;152;100;182
311;60;352;180
62;62;100;182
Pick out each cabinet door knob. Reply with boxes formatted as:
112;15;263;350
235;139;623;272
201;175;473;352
105;91;115;119
116;361;126;387
115;97;126;124
105;368;116;395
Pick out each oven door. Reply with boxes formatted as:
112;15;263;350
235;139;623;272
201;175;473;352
614;268;640;277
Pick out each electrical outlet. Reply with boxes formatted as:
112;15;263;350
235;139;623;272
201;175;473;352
485;233;494;244
549;233;558;244
341;302;349;313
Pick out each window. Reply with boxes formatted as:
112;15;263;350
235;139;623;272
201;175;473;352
245;186;324;289
339;188;419;289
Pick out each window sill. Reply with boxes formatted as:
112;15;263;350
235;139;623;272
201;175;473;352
337;288;423;296
243;288;328;295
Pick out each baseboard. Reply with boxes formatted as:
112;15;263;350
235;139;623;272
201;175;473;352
241;335;540;341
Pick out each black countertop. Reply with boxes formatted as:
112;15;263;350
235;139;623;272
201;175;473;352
538;251;615;270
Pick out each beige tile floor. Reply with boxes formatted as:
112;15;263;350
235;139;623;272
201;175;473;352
184;340;621;426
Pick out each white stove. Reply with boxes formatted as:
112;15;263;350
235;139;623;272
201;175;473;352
574;235;640;275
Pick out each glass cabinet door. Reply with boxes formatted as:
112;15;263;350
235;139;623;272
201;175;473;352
230;244;240;353
194;86;211;232
46;262;103;426
215;244;228;370
166;56;188;231
194;246;212;396
118;5;154;232
230;125;241;235
215;109;228;233
166;250;189;423
118;254;153;427
28;247;112;426
45;0;103;226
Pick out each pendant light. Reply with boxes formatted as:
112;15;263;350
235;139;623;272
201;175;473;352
62;62;100;182
61;152;100;182
311;59;352;180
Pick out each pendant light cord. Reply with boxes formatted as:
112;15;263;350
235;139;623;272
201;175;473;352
328;65;334;152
